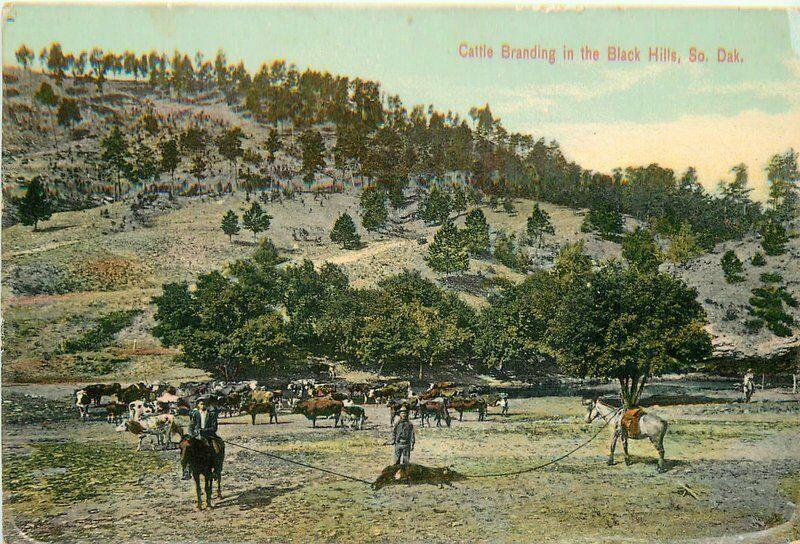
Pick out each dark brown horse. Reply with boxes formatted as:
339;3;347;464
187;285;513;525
179;435;225;509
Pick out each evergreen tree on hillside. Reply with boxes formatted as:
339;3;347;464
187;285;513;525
56;98;81;130
425;220;469;274
216;127;244;182
359;187;388;232
100;126;130;200
419;187;452;225
621;227;662;274
15;45;34;70
581;198;623;241
766;149;799;222
451;186;468;215
502;197;516;215
463;208;490;257
330;213;361;249
34;82;59;149
300;129;326;183
221;210;240;242
748;273;798;337
159;138;181;189
131;140;158;184
750;252;766;267
242;201;272;241
265;129;282;164
760;218;789;256
720;250;745;283
665;223;702;264
17;177;53;231
525;204;555;245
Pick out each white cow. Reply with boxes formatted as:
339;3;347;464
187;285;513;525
115;414;182;450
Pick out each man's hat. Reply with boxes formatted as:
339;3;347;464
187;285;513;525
398;407;409;414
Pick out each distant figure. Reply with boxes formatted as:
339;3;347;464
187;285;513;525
743;368;756;403
390;408;415;466
499;395;509;417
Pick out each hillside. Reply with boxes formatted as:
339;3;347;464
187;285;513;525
2;68;798;383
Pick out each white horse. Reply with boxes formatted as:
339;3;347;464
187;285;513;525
584;399;669;472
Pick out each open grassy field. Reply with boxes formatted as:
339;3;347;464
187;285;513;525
3;382;798;544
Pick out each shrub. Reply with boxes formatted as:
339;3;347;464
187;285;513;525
720;250;745;283
665;223;703;264
493;231;526;272
750;252;766;266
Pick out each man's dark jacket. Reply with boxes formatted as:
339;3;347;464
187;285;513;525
188;408;219;439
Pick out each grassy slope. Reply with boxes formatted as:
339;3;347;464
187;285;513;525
3;69;798;383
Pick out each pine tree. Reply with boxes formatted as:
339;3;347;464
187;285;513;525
760;219;788;256
265;129;282;164
100;126;130;200
720;250;745;283
451;186;467;215
242;201;272;241
34;82;59;148
360;187;388;232
216;127;244;182
17;177;53;231
56;98;81;130
525;204;554;245
425;220;469;274
748;273;798;337
463;208;490;257
621;227;662;274
221;210;240;242
419;187;452;225
159;138;181;189
15;44;34;70
750;252;767;266
665;223;702;264
502;197;516;215
300;129;326;183
330;213;361;249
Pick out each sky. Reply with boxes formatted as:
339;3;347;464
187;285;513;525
3;5;799;198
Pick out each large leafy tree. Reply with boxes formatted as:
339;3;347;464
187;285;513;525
546;254;711;407
17;177;53;231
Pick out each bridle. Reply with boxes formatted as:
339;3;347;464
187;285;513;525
586;400;621;424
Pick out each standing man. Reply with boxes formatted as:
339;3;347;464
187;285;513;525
390;408;415;466
743;368;756;403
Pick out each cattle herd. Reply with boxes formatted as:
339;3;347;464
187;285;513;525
74;378;509;450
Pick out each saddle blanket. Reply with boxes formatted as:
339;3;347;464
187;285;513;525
621;407;646;438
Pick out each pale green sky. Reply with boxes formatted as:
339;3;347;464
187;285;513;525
3;5;799;195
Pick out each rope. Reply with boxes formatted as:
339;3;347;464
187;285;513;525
221;407;622;485
463;408;622;478
223;439;375;486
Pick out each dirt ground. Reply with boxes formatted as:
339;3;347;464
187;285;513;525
2;380;799;544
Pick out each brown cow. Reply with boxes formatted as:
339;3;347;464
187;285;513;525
292;398;343;427
449;396;487;421
419;400;451;428
105;401;127;424
244;401;278;425
79;383;122;405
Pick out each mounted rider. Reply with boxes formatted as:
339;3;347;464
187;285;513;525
183;398;224;478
